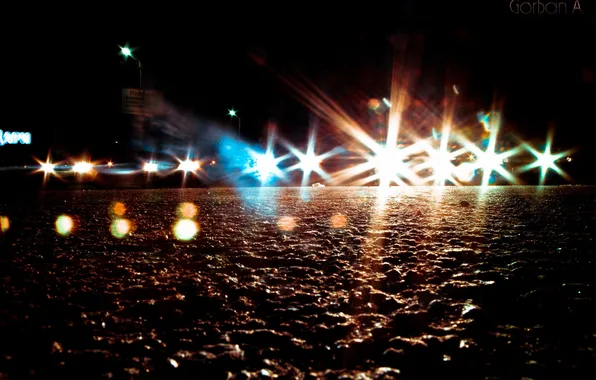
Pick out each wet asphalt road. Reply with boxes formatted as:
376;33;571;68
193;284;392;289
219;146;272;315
0;186;595;379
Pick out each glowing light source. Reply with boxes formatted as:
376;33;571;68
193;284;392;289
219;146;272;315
428;151;456;184
107;161;114;167
55;215;74;236
40;162;55;173
110;219;131;238
119;45;134;60
143;162;158;172
416;124;467;186
369;145;413;187
252;152;281;182
177;202;198;219
173;219;199;241
0;216;9;232
285;129;336;186
0;130;31;146
368;98;380;110
373;147;401;185
300;154;322;172
112;202;126;217
457;113;520;186
519;132;570;185
227;109;241;135
177;159;200;172
73;162;93;174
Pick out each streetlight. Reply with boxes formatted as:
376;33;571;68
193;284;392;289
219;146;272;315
120;43;147;149
119;44;143;90
121;47;132;57
228;109;241;135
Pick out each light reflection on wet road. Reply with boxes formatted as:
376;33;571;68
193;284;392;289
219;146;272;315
0;186;595;378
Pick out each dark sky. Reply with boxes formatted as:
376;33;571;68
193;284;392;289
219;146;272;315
4;2;595;170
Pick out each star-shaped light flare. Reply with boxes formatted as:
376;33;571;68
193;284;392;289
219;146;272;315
415;124;468;186
119;44;136;60
456;113;521;186
35;157;58;184
284;129;337;186
519;131;570;185
244;128;290;185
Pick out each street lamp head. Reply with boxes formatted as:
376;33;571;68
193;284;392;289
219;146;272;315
119;45;134;60
228;109;237;117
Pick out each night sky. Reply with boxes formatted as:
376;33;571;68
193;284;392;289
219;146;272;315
3;2;595;180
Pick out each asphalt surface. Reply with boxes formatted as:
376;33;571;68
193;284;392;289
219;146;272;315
1;186;595;378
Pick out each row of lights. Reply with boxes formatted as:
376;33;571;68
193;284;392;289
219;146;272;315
1;210;350;240
114;42;573;187
38;159;206;175
1;202;201;241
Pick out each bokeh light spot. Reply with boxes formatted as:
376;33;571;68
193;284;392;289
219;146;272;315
55;215;74;236
110;218;131;239
368;98;380;110
177;202;198;219
173;219;199;241
278;216;297;232
112;202;126;217
330;214;348;229
0;216;9;232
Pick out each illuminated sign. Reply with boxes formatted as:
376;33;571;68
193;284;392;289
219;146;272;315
0;130;31;146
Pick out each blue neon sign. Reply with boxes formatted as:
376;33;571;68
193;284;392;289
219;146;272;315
0;130;31;146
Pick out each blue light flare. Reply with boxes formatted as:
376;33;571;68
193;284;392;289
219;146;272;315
245;149;287;185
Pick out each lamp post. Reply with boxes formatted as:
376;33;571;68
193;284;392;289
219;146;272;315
119;45;143;90
120;44;147;149
228;109;241;136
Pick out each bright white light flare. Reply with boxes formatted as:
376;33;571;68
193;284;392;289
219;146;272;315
40;162;55;173
284;128;336;186
178;160;200;172
73;162;93;174
144;162;158;172
519;132;570;185
456;113;520;186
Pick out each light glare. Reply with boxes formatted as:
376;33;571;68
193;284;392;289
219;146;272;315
40;162;55;173
173;219;199;241
73;162;93;174
144;162;158;172
178;160;199;172
55;215;74;236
